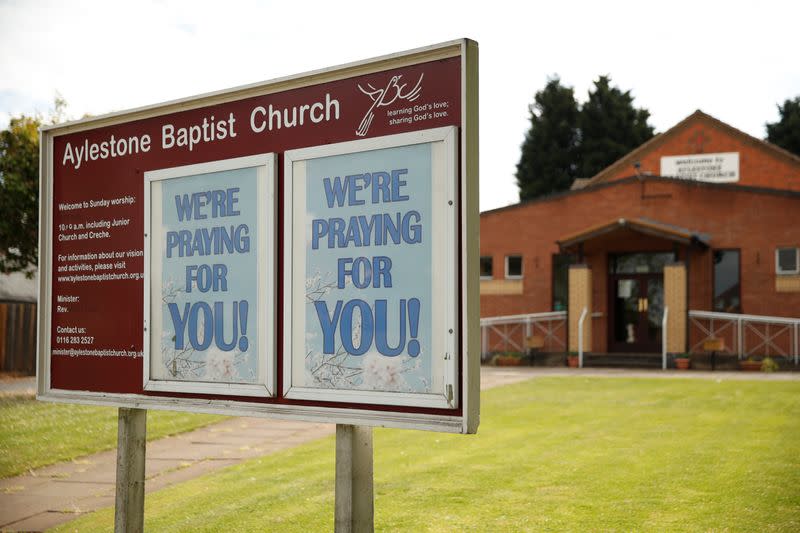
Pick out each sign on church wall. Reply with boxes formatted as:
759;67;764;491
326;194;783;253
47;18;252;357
660;152;739;183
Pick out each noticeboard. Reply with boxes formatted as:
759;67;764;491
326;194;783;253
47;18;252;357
37;39;479;434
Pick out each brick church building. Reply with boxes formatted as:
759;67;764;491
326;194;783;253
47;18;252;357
480;111;800;362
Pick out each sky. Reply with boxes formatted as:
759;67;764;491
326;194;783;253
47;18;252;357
1;0;798;212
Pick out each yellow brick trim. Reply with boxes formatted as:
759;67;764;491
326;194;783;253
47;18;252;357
568;266;592;352
664;264;687;353
776;275;800;293
480;279;523;295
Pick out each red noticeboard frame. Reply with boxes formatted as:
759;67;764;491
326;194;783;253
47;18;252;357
37;39;480;434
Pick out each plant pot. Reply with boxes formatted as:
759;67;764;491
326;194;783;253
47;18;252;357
496;356;523;367
675;358;690;370
740;360;762;372
567;355;579;368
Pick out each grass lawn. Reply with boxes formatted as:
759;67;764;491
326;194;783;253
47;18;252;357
0;396;225;479
55;377;800;532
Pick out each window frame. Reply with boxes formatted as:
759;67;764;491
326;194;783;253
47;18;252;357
776;247;800;275
505;254;523;280
479;255;493;280
609;251;676;274
551;253;575;312
712;248;742;313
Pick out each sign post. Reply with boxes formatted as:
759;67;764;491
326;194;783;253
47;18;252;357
37;39;479;528
335;424;374;533
114;407;146;533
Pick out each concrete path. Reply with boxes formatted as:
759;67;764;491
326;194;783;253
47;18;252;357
1;367;796;531
0;375;36;397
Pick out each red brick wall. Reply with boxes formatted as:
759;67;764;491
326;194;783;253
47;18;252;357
602;118;800;191
479;179;800;351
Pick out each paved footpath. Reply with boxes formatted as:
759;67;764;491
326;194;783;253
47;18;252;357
1;367;797;531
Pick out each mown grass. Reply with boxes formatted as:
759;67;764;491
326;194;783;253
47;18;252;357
0;396;225;478
53;377;800;532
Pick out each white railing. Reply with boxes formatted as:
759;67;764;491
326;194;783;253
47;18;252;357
480;311;566;359
689;310;800;364
662;306;669;370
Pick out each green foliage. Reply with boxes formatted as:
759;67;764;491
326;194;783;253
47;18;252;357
516;75;654;200
579;75;655;179
515;76;580;201
761;356;779;372
0;96;68;277
0;396;225;478
766;96;800;156
489;351;524;366
55;378;800;532
0;115;41;276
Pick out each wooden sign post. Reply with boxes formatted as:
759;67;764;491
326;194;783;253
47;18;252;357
114;408;146;533
335;425;374;533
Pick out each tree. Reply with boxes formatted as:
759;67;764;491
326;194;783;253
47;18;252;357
0;114;41;277
766;96;800;157
515;76;580;201
578;75;654;179
0;97;66;277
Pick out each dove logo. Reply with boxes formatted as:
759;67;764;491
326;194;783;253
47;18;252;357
356;73;424;137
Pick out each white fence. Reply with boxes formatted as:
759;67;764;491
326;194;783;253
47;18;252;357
480;311;567;360
688;310;800;364
479;309;799;365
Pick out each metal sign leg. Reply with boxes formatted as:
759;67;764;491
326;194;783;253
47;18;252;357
114;407;147;533
335;424;374;533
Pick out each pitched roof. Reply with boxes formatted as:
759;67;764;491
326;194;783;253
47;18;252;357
582;110;800;187
556;217;710;250
480;174;800;217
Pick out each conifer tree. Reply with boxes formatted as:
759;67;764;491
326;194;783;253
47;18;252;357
766;96;800;157
516;76;654;200
578;75;654;179
515;77;580;201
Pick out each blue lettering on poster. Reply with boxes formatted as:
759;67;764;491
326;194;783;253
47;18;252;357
304;144;432;393
160;168;258;383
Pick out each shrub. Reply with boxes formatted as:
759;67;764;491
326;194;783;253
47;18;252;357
761;357;779;373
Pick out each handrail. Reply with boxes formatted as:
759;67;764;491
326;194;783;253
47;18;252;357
480;311;566;326
688;310;800;326
578;307;588;369
662;306;669;370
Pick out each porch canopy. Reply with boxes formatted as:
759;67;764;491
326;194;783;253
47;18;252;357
557;217;710;255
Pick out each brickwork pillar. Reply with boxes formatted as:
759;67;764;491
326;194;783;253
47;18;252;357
664;262;687;354
568;265;592;353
